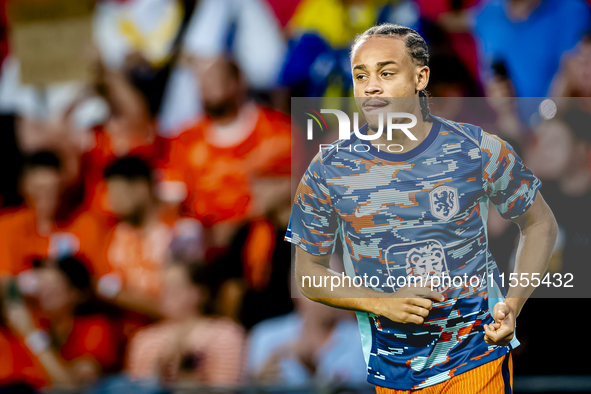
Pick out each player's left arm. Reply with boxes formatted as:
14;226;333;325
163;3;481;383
484;191;558;346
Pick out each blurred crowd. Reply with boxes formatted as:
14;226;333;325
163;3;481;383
0;0;590;392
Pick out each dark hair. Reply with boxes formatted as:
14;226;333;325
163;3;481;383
222;58;241;81
56;257;91;292
186;262;212;287
103;156;153;184
23;151;62;173
351;23;432;122
183;262;214;315
54;256;106;316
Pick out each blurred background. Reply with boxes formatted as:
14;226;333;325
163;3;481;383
0;0;589;392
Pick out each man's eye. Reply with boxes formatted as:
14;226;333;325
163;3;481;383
382;72;394;77
356;74;367;80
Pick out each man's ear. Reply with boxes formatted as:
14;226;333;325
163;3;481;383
416;66;430;92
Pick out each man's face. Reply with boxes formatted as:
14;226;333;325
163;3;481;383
195;59;241;119
36;268;79;313
23;167;61;218
351;36;429;129
106;177;150;218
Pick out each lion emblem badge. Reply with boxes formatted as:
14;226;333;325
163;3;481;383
429;185;459;221
384;239;450;293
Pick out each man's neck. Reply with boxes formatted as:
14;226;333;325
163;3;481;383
367;111;433;155
125;201;157;228
49;309;75;344
30;203;56;237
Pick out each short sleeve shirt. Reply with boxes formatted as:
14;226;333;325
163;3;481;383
286;116;541;390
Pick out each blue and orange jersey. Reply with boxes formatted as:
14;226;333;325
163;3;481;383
285;115;541;390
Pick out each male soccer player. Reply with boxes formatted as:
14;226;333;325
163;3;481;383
286;24;558;393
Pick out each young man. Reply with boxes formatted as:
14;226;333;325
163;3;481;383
96;156;203;318
0;152;108;279
162;58;291;247
286;24;558;393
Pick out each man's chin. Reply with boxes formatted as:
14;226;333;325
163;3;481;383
361;106;393;124
365;122;384;134
363;112;388;133
204;101;238;119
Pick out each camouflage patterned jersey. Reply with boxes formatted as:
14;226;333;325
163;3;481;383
285;115;541;390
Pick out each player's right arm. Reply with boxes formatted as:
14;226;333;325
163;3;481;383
288;152;442;324
295;247;444;325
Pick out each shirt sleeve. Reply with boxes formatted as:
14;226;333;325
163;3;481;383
285;153;338;256
481;131;542;219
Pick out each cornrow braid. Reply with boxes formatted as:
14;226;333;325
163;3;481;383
351;24;432;122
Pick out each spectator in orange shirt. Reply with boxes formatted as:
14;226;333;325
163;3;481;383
125;263;245;386
0;152;111;282
3;257;122;390
31;257;122;383
0;292;50;392
79;57;169;216
96;156;204;318
162;58;291;248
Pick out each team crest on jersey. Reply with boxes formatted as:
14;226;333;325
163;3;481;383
385;240;449;293
406;243;445;278
429;185;459;221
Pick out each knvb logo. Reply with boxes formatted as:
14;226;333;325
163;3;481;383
305;108;418;141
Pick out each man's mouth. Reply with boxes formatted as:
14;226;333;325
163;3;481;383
363;99;389;112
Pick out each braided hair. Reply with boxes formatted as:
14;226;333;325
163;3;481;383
351;24;432;122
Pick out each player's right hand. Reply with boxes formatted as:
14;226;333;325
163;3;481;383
373;280;445;325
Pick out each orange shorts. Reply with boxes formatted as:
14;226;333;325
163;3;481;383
376;352;513;394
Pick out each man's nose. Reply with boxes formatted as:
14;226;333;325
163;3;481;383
365;74;383;96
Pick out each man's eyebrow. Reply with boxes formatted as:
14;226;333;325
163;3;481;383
352;61;398;72
376;61;397;68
